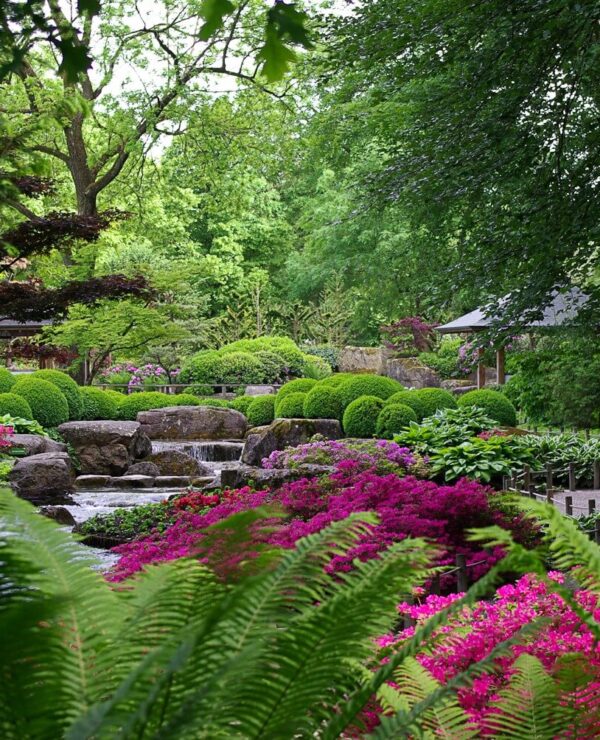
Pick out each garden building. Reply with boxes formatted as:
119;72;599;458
437;287;588;388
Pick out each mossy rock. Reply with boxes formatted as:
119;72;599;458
342;395;385;437
12;377;69;427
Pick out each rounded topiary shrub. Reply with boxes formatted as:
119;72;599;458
303;386;342;420
276;379;318;412
230;395;255;415
385;391;427;421
317;373;355;388
276;392;306;419
165;394;201;406
342;395;385;438
32;369;83;420
246;395;276;427
414;387;458;417
458;389;517;426
80;387;119;420
376;403;418;440
0;368;16;393
117;392;173;421
338;375;404;409
12;377;69;427
0;392;33;420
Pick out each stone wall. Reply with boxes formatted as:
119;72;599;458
339;346;443;389
338;346;389;374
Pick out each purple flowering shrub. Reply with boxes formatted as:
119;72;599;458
371;572;600;735
100;363;180;390
262;439;426;477
108;470;534;586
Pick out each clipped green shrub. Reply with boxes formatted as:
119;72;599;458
219;336;308;377
338;375;404;409
385;391;427;421
189;397;231;408
31;369;83;420
246;395;276;427
414;387;458;417
80;387;119;420
12;377;69;427
117;392;173;421
376;403;417;439
0;393;32;420
276;379;318;412
0;368;16;393
458;389;517;426
303;386;342;420
317;373;355;388
301;354;332;380
277;392;307;419
342;395;385;438
165;394;201;406
230;396;255;415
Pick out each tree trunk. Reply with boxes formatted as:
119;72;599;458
64;112;97;216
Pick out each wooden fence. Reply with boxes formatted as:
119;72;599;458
95;382;283;397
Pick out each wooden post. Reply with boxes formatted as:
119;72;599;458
456;554;468;592
565;496;573;516
524;466;532;496
568;462;577;492
430;574;441;595
588;500;596;515
546;465;553;504
594;461;600;490
477;347;486;389
595;519;600;545
496;346;506;386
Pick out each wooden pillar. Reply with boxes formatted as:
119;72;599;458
496;346;506;385
477;347;486;389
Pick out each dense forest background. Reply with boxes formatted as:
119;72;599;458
1;0;598;369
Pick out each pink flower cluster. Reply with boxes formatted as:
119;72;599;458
262;439;417;476
108;471;528;586
0;424;14;448
101;363;180;390
375;572;600;733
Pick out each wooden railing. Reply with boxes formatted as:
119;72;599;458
94;383;283;397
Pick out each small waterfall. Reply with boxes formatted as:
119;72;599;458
151;440;244;464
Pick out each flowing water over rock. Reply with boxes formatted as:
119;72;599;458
150;440;243;466
65;488;179;524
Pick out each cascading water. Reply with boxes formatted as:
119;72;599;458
150;440;243;469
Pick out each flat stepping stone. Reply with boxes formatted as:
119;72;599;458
110;475;155;489
75;475;112;490
190;476;215;488
154;476;191;487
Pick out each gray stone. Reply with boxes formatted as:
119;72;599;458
154;475;192;487
9;452;75;504
127;461;161;477
441;380;477;395
339;346;389;374
10;434;66;456
137;405;247;441
75;475;112;490
242;418;342;466
39;505;76;526
190;476;216;488
57;421;152;475
110;475;155;489
384;358;441;389
221;464;335;490
147;450;211;476
244;385;277;396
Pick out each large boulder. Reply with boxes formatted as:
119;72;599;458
137;406;247;441
221;463;335;490
242;418;342;466
384;357;441;389
147;449;212;477
57;420;152;475
9;452;75;504
10;433;66;456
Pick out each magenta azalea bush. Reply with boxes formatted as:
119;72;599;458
108;468;533;585
374;572;600;734
262;439;422;476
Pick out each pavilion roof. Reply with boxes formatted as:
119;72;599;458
437;287;588;334
0;318;51;339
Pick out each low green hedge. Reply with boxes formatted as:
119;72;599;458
165;394;202;406
277;392;306;418
12;377;69;427
275;379;318;413
80;387;119;420
0;392;33;420
385;391;427;421
117;392;174;421
303;386;342;420
414;387;458;417
338;375;404;409
32;369;83;420
457;389;517;426
0;368;16;393
342;395;385;438
230;396;255;415
247;395;276;427
317;373;355;388
376;403;417;440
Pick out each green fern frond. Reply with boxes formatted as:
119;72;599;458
484;653;563;739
